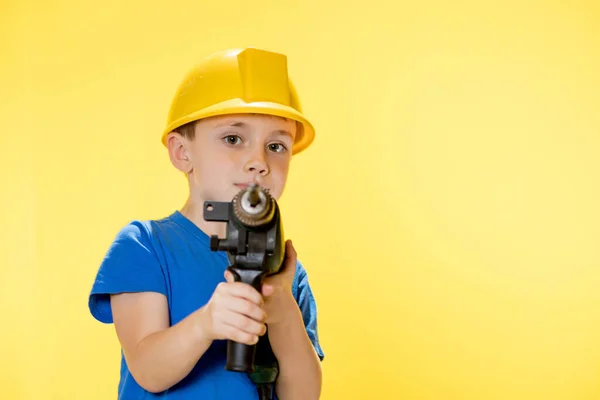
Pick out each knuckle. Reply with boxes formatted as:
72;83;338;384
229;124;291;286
215;282;226;293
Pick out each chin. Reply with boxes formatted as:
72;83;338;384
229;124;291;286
200;189;234;203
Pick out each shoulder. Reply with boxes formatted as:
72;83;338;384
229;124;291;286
103;213;178;257
109;219;153;247
97;213;184;276
109;214;174;243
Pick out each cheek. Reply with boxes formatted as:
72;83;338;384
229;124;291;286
270;157;291;185
198;155;240;193
271;154;291;171
193;149;231;172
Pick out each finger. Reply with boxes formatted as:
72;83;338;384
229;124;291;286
220;323;260;345
224;270;234;283
221;311;267;338
261;284;275;297
282;240;297;275
222;296;267;322
219;281;264;306
285;240;296;264
286;239;297;260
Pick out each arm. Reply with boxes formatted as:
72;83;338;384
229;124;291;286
268;295;323;400
110;281;268;393
256;241;324;400
91;222;268;393
110;292;211;393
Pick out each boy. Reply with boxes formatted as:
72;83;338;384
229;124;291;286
88;47;324;400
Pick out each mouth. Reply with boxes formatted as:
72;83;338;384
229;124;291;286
234;182;268;191
234;182;255;190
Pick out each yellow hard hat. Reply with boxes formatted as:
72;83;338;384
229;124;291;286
162;47;315;154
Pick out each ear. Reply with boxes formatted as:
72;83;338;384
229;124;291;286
166;132;193;174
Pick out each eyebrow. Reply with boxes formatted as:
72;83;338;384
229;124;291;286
215;121;293;140
272;129;294;140
214;121;248;129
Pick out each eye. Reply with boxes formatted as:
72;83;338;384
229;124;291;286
223;135;242;145
267;143;287;153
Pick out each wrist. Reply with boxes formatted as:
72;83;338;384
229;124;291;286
192;307;215;344
269;293;301;328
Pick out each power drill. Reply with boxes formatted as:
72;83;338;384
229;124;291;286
203;183;285;398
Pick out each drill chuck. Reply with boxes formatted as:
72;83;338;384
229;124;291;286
234;184;275;228
245;184;262;208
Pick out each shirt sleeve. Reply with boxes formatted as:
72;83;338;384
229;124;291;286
293;261;325;361
88;220;168;324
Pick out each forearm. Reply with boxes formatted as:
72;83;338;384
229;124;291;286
125;308;212;393
268;296;322;400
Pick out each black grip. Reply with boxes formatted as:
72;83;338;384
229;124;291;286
226;340;257;372
225;267;265;372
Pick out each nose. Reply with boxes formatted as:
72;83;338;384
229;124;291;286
244;149;270;176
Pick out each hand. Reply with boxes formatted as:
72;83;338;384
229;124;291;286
261;240;298;326
199;278;268;346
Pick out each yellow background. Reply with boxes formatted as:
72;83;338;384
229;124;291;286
2;0;600;399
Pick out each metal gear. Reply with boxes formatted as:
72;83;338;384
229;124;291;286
233;185;275;227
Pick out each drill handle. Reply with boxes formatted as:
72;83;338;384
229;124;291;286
225;266;267;372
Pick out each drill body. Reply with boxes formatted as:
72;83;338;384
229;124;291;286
203;184;285;376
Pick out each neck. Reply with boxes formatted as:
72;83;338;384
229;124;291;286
179;196;227;239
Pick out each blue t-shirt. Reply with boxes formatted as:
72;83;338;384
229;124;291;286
88;210;324;399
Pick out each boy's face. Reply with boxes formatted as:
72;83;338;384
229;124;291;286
168;113;297;204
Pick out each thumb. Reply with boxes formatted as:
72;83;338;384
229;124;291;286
286;240;297;263
282;240;297;274
262;284;275;297
224;270;235;283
